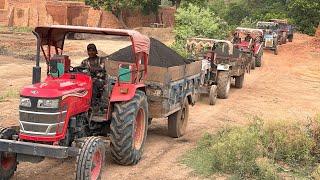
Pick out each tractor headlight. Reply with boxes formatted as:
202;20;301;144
37;99;59;109
20;97;31;107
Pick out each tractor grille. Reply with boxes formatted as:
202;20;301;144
19;97;66;137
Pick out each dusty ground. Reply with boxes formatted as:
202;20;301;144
0;33;319;179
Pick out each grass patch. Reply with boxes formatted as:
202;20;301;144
183;116;320;179
0;88;20;102
10;26;33;33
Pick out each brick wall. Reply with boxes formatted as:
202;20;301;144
0;0;5;9
0;0;176;28
123;9;157;28
159;7;175;27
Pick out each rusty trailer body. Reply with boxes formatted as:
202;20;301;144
106;60;202;118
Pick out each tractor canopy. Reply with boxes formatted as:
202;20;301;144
256;21;279;30
186;38;234;56
235;27;263;37
35;25;150;56
269;19;288;24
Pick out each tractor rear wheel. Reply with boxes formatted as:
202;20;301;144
209;85;217;105
217;71;230;99
76;136;106;180
235;74;245;89
168;99;189;138
110;90;148;165
255;56;262;67
0;127;18;180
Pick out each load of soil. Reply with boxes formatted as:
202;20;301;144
108;38;192;67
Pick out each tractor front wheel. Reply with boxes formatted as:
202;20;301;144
76;136;106;180
110;90;148;165
217;71;231;99
0;127;18;180
255;56;262;67
168;99;189;138
251;57;256;70
209;85;217;105
235;74;245;89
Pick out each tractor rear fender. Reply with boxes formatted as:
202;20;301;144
110;83;146;102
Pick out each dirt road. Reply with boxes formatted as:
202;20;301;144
0;33;319;179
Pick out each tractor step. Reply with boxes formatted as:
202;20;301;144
91;115;106;122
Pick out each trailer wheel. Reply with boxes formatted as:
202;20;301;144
217;71;230;99
76;136;106;180
251;57;256;70
235;74;245;89
255;56;262;67
110;90;148;165
168;99;189;138
209;85;217;105
0;127;18;180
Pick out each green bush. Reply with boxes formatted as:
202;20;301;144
172;4;228;56
210;127;262;177
256;157;279;180
183;116;320;178
262;120;315;166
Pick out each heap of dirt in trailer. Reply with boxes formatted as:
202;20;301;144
109;38;192;67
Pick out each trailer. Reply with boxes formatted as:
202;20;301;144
106;60;201;137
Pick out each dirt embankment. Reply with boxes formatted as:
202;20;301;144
0;33;319;179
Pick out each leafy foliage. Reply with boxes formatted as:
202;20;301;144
207;0;319;35
288;0;320;35
84;0;160;16
172;4;228;56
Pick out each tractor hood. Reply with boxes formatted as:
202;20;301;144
20;73;91;98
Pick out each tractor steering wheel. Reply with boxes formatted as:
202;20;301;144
70;66;89;73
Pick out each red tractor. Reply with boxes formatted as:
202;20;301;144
232;27;264;68
0;26;151;179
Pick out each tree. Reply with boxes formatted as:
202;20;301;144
169;0;208;8
172;4;228;56
288;0;320;35
85;0;161;27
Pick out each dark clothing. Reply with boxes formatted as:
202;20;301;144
80;56;107;114
80;56;105;73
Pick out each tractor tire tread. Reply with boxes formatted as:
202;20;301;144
110;90;148;165
75;136;105;180
217;71;230;99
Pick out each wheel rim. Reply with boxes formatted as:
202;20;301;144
134;108;146;150
91;150;102;180
226;77;231;94
1;153;16;171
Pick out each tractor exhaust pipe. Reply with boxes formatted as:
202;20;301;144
32;31;41;84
